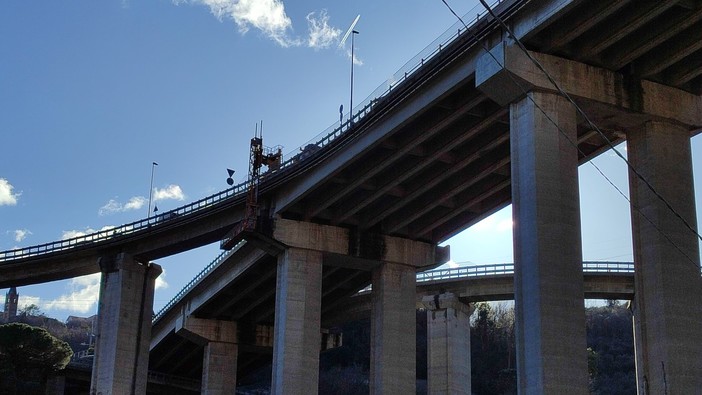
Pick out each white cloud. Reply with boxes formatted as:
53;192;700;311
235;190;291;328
154;184;185;201
176;0;297;46
155;267;168;290
20;268;166;317
0;178;20;206
174;1;348;51
42;274;101;314
99;196;147;216
13;229;32;242
62;225;117;241
306;10;341;49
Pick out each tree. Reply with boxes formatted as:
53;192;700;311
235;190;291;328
0;323;73;394
19;304;43;317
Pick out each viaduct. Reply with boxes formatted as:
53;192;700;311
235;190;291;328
1;0;701;394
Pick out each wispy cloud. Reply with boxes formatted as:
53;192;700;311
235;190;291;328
99;185;184;216
0;178;20;206
174;1;346;50
154;185;185;201
306;10;341;49
19;270;168;316
99;196;147;216
175;0;295;46
62;225;117;240
13;229;32;243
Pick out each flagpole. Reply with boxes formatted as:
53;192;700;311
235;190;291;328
148;162;158;217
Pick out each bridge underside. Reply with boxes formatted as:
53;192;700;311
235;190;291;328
274;0;701;245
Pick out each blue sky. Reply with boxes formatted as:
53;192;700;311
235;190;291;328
0;0;699;321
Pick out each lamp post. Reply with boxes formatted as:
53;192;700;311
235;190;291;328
350;29;359;125
148;162;158;217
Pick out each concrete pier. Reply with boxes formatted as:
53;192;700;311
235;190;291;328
510;91;588;394
422;293;473;395
627;121;702;394
271;247;323;395
176;314;238;394
91;253;161;395
370;262;417;395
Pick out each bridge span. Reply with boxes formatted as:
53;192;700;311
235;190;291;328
2;0;702;393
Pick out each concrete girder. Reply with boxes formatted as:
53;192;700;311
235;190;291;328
307;95;488;219
603;5;702;70
385;141;510;234
539;0;630;52
665;50;702;86
273;218;447;269
413;178;511;240
576;1;677;57
336;108;508;225
476;42;702;129
635;20;702;78
361;119;509;229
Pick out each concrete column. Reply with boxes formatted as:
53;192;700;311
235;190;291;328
370;262;416;395
627;120;702;394
45;375;65;395
91;253;162;395
176;314;238;394
271;248;323;395
511;91;588;394
422;293;474;395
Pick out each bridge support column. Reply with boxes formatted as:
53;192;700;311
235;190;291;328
510;91;588;394
176;314;238;394
272;247;322;395
370;261;416;395
422;292;473;395
91;253;162;395
45;375;65;395
627;120;702;394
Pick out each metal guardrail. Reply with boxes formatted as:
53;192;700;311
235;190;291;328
0;0;505;263
416;261;634;283
152;241;244;322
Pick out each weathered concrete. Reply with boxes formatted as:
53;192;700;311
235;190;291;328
627;120;702;394
510;91;588;394
271;248;323;395
422;293;474;395
91;253;161;395
476;42;702;128
370;262;416;395
45;375;65;395
176;313;238;394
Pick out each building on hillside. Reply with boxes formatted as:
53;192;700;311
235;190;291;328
3;287;19;321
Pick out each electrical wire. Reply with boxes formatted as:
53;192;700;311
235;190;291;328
440;0;701;268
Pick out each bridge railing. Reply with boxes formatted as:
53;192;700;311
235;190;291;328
417;261;635;283
0;0;505;262
152;241;244;322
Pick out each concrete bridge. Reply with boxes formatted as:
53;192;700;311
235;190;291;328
1;0;701;393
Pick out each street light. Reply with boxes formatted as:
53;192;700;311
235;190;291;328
148;162;158;217
350;29;359;125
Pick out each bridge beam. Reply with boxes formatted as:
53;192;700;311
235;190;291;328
91;253;161;395
627;120;702;394
509;91;588;394
175;313;238;395
422;292;474;395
